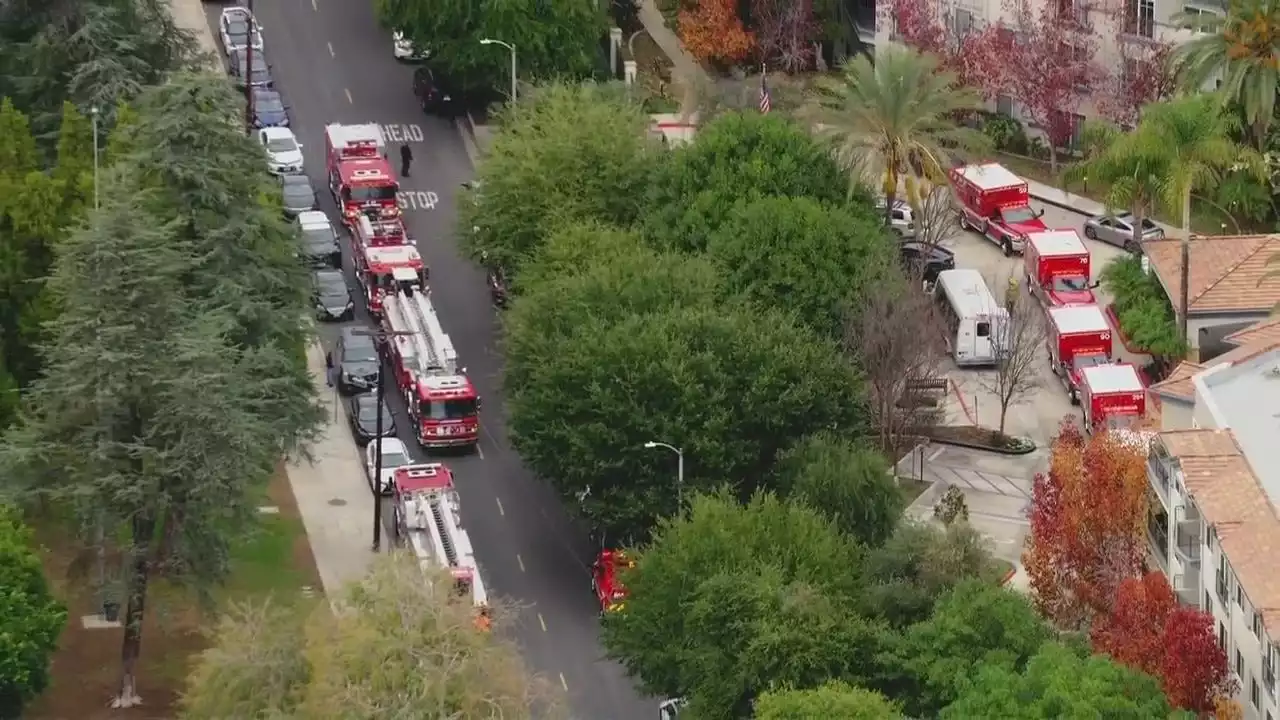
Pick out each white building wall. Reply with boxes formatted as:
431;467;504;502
1203;541;1280;720
1159;397;1194;430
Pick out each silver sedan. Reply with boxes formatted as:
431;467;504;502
1082;211;1164;251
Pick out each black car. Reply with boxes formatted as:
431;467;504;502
346;392;396;445
412;66;460;116
298;213;341;268
228;48;272;88
280;174;316;216
330;327;380;395
313;269;352;321
251;88;289;128
899;241;956;287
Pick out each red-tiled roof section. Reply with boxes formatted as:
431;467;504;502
1143;235;1280;313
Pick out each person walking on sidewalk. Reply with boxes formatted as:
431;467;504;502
400;143;413;177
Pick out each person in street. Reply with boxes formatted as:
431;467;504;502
400;143;413;177
325;350;334;387
1005;275;1019;312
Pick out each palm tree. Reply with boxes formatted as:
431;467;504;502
1172;0;1280;148
1062;120;1171;253
1129;96;1257;343
806;46;988;227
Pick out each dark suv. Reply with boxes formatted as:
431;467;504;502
899;241;956;287
412;67;460;116
329;327;380;395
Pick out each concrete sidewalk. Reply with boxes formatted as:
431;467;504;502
167;0;222;70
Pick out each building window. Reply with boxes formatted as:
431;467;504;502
1237;582;1244;608
1237;649;1244;677
1255;612;1264;636
952;8;974;36
1205;590;1213;611
997;95;1013;116
1126;0;1155;37
1251;676;1259;707
1220;621;1228;649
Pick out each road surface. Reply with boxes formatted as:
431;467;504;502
200;2;655;717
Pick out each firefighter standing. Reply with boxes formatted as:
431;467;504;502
400;142;413;177
1005;275;1019;311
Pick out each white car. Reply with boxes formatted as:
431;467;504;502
874;198;916;239
219;7;263;56
365;437;413;495
393;31;429;61
258;127;303;174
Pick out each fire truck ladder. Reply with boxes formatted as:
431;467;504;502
429;497;458;566
395;291;459;376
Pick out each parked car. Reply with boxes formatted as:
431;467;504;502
219;6;263;55
313;269;352;321
899;240;956;287
258;126;303;174
330;326;380;395
228;48;273;88
412;66;460;116
1082;211;1165;251
347;392;397;445
364;437;413;495
393;31;430;62
875;198;916;238
251;88;289;128
280;173;316;216
297;211;341;268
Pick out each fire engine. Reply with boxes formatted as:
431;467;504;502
356;243;425;317
591;549;634;615
392;464;491;629
1079;363;1146;434
353;213;409;253
324;123;399;226
382;285;480;449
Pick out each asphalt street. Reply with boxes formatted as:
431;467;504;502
202;2;655;717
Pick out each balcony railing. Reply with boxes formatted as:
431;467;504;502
1148;453;1175;505
1174;572;1202;608
1175;528;1202;564
1148;517;1170;568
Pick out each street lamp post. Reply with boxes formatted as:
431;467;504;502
90;106;100;212
352;327;414;552
642;441;684;511
479;38;517;104
244;0;256;134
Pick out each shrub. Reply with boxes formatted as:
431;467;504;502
0;508;66;717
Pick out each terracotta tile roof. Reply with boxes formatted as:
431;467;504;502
1160;429;1280;633
1143;235;1280;313
1148;362;1204;401
1225;316;1280;347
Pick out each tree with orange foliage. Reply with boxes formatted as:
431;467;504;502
1024;421;1148;629
678;0;754;66
1213;694;1245;720
1162;608;1237;713
1090;571;1176;677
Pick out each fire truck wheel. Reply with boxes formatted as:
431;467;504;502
959;215;970;231
1002;239;1012;257
1070;390;1080;406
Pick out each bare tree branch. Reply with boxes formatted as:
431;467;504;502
912;184;960;250
979;276;1046;435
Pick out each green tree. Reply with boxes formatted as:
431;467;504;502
754;682;903;719
771;432;901;547
1062;121;1170;252
0;507;65;718
375;0;606;97
507;303;868;538
706;196;893;339
602;491;881;718
459;82;659;280
181;554;566;719
859;521;1002;629
806;46;986;224
940;641;1177;718
880;580;1051;717
644;112;863;253
53;100;95;217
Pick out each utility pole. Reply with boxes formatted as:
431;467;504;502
244;0;256;134
642;441;685;513
353;327;414;551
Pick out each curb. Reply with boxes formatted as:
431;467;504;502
455;112;482;168
925;434;1038;456
949;379;977;425
1027;190;1095;218
999;566;1018;586
1103;303;1151;357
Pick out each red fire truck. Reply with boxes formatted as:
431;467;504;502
950;162;1048;256
1046;304;1113;404
1024;230;1095;306
352;213;410;256
382;287;480;449
591;549;634;615
1079;363;1146;434
324;123;399;226
356;244;426;317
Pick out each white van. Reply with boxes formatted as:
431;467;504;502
933;269;1008;366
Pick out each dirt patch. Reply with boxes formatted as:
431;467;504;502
897;478;933;507
24;464;321;720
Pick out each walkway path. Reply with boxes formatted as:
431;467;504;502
167;0;221;71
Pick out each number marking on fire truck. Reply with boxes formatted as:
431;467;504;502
397;190;438;211
379;123;425;143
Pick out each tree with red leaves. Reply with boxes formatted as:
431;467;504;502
995;0;1107;171
1161;608;1237;713
1024;421;1148;629
679;0;754;66
1097;40;1176;127
1091;571;1176;677
877;0;1010;96
752;0;817;72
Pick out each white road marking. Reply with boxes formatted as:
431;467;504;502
495;497;504;516
559;673;568;691
538;613;547;632
516;553;525;572
311;0;317;10
344;88;353;104
327;42;335;57
476;443;485;460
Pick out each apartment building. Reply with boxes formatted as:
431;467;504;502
1145;326;1280;719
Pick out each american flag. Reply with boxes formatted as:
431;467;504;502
759;65;771;114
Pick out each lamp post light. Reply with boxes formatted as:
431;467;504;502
90;106;100;212
479;38;517;104
351;327;414;552
642;441;684;511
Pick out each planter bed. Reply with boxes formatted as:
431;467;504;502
922;425;1036;455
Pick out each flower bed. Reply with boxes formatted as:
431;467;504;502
922;425;1037;455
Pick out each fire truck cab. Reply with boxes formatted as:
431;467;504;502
1079;363;1146;434
591;549;634;615
325;123;400;226
391;464;491;628
382;286;480;450
356;244;425;316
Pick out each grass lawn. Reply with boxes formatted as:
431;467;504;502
24;464;320;720
898;478;933;508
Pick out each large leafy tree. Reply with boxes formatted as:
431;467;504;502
940;642;1179;718
507;302;867;538
705;195;892;339
459;82;660;281
806;45;986;222
770;432;900;547
1062;120;1171;252
375;0;606;97
0;507;65;718
643;112;858;253
1090;571;1177;678
754;681;902;719
182;555;566;719
602;491;882;718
